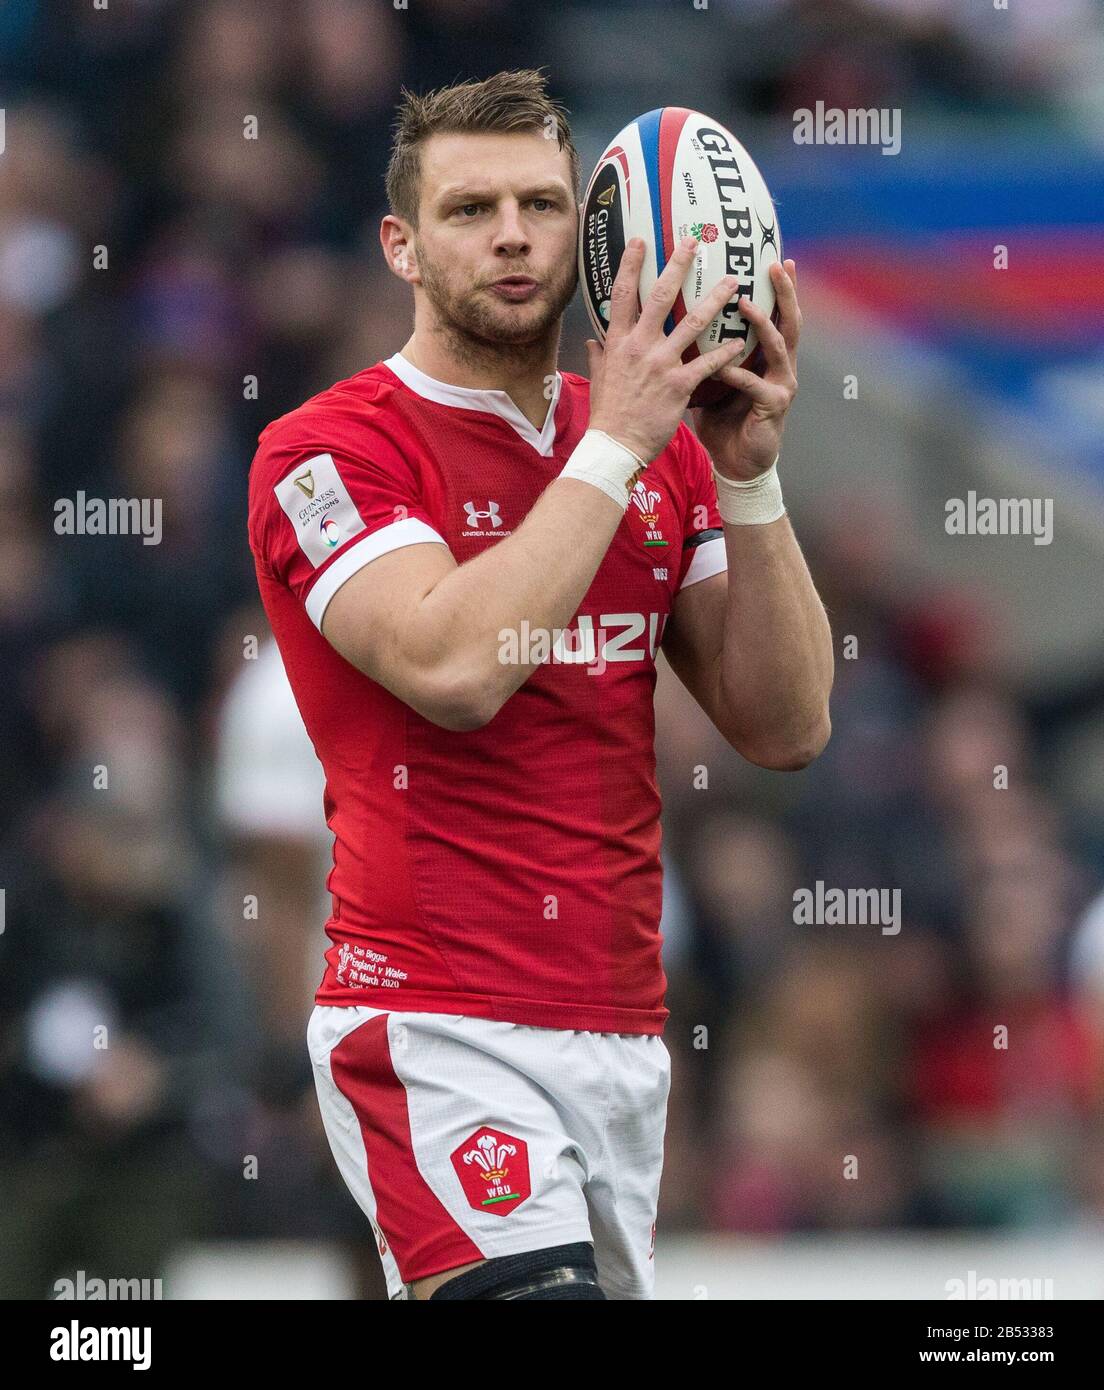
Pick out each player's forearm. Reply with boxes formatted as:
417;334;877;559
410;476;625;724
717;515;833;767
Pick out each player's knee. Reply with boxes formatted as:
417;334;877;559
427;1242;606;1300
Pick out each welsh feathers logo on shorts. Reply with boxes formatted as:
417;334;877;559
451;1126;531;1217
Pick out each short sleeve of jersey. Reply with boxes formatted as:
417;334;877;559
675;425;728;591
249;426;449;629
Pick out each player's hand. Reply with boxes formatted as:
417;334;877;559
691;258;801;482
586;235;750;465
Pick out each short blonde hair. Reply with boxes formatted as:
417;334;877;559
385;68;579;227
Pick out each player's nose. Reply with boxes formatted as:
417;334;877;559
491;202;531;254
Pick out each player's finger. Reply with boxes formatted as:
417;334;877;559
736;294;790;375
584;338;604;379
667;273;741;358
606;238;645;337
770;261;801;356
711;364;791;407
636;235;700;336
681;335;747;392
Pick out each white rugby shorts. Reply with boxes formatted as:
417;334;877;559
307;1004;671;1300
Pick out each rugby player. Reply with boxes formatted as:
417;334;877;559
248;69;832;1300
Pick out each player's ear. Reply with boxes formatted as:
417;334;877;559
381;216;418;284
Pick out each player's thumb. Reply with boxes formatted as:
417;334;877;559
584;338;603;380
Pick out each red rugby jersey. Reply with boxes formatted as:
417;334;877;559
248;353;726;1034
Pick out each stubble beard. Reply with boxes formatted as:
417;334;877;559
415;241;578;375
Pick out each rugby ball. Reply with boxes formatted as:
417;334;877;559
578;107;782;407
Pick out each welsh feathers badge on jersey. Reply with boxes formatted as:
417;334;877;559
273;452;367;566
451;1126;531;1217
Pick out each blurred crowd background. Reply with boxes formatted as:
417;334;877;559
1;0;1102;1299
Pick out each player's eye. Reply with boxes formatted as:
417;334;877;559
457;203;485;217
531;198;553;211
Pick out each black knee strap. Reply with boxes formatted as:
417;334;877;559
428;1241;606;1300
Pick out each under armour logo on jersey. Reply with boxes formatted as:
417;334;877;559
463;500;503;530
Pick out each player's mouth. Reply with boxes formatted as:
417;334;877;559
489;276;540;302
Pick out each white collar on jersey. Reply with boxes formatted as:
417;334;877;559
383;351;562;458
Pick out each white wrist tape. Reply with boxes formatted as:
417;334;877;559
559;429;648;509
712;455;785;525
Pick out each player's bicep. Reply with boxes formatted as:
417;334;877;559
321;539;456;694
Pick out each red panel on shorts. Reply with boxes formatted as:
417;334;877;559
329;1015;485;1282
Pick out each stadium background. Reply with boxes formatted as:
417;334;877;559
1;0;1102;1300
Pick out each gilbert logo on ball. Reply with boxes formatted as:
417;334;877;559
578;107;782;406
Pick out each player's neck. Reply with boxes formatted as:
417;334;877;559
400;331;559;433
